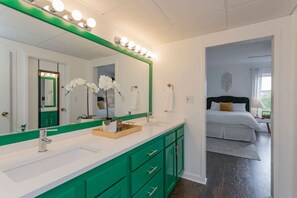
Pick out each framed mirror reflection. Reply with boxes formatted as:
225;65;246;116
0;3;151;136
38;70;59;128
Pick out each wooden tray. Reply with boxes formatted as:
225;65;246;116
92;124;142;139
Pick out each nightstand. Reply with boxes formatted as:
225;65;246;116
255;117;271;133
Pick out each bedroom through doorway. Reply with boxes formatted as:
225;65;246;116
205;37;272;197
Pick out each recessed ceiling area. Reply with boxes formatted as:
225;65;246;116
80;0;297;45
206;38;272;67
0;4;117;60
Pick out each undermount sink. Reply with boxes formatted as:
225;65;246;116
2;146;100;183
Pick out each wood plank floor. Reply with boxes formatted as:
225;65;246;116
169;132;271;198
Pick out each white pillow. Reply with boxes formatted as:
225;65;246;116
232;103;246;112
210;102;220;111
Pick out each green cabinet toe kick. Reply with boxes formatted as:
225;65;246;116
38;124;184;198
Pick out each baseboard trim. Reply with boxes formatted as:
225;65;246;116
181;171;207;185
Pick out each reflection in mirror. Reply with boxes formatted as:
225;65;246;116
40;71;58;108
39;70;59;128
92;54;149;120
0;4;150;135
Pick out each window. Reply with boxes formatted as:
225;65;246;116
260;74;271;112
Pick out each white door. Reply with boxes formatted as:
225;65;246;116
0;44;11;133
59;63;69;125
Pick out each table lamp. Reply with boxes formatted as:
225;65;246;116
252;98;263;118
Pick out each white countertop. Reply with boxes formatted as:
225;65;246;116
0;116;185;198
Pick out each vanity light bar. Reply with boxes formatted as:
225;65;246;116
40;72;57;78
23;0;96;31
114;36;157;59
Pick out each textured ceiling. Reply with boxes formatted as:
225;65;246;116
80;0;297;45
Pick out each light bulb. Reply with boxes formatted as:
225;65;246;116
71;10;82;21
87;18;96;28
140;48;147;55
151;53;157;59
120;37;128;46
146;51;152;58
128;41;135;49
134;45;142;53
51;0;64;12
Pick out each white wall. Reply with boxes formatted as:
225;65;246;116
89;54;150;117
207;63;271;98
0;37;90;131
292;8;297;197
153;16;296;197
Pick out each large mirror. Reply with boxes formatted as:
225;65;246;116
0;4;150;135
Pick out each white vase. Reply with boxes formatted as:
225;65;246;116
102;120;117;133
80;118;94;123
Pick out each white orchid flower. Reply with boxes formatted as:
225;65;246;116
86;83;99;93
98;75;113;91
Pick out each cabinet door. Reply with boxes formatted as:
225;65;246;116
98;177;128;198
164;143;176;197
176;136;184;178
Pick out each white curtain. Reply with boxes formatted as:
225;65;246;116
251;68;262;100
251;68;262;114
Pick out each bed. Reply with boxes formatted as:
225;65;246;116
206;96;260;142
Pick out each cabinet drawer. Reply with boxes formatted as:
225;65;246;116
131;151;163;195
153;185;164;198
97;177;128;198
133;169;163;198
130;139;163;171
164;131;176;147
176;126;184;139
86;158;128;198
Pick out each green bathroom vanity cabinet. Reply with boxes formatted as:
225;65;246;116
38;124;184;198
40;111;59;128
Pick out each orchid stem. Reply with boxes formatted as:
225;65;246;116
87;88;89;118
105;91;109;118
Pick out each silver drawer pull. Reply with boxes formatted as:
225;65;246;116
147;150;158;156
147;166;158;175
147;187;158;197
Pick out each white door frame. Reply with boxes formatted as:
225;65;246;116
201;32;280;198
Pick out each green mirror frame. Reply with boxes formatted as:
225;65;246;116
0;0;153;146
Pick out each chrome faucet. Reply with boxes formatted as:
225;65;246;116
39;129;56;152
146;112;153;123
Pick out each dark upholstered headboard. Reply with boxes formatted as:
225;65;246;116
207;96;250;112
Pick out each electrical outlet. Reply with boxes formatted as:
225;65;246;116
186;96;194;103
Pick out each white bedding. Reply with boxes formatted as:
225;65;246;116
207;110;260;131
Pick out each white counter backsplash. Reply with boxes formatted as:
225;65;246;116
0;116;185;198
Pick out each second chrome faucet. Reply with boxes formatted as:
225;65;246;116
39;128;57;152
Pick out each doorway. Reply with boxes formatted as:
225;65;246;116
93;64;116;119
205;37;273;197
